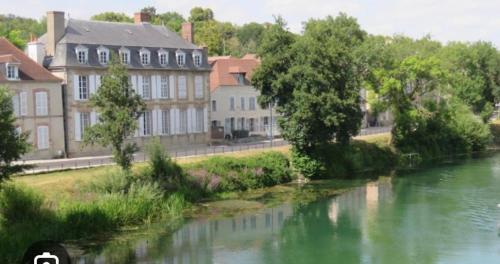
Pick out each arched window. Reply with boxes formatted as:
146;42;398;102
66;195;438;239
176;50;186;67
140;48;151;65
158;49;169;66
75;45;88;64
97;46;109;65
119;47;130;64
192;50;202;67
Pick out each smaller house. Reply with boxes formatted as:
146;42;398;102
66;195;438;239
209;55;280;139
0;37;64;159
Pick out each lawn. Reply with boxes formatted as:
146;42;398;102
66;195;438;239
13;133;390;201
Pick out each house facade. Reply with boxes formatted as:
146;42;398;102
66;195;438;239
0;37;65;159
209;55;280;139
30;11;211;157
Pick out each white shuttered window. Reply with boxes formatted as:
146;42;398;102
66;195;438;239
194;75;203;98
37;126;49;150
35;91;48;116
178;76;187;99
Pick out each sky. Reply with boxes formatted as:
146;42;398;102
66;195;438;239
2;0;500;46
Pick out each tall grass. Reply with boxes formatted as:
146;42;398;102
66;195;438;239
0;181;186;263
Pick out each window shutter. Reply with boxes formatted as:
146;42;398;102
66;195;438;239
74;75;80;100
131;75;138;94
157;109;163;135
191;108;197;133
90;111;97;125
37;126;49;150
12;94;20;117
35;92;48;116
204;106;208;133
152;109;158;135
195;76;203;98
187;107;192;133
96;75;101;91
175;108;180;134
169;75;175;99
178;76;187;98
74;112;81;141
151;75;157;99
170;108;176;135
137;75;143;97
89;75;96;95
156;75;162;99
139;113;144;137
20;92;27;116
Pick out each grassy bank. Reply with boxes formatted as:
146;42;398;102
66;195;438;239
1;134;390;262
0;148;293;263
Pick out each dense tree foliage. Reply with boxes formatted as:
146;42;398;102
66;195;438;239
0;86;29;183
253;14;366;177
83;55;145;171
363;36;492;161
91;12;133;23
0;14;45;49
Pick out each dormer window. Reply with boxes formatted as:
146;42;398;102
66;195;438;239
193;50;202;67
158;49;168;66
176;50;186;67
75;45;88;64
6;63;19;80
140;48;151;65
97;46;109;65
119;47;130;64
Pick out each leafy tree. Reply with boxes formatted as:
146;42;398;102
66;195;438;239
237;22;265;47
153;12;185;32
0;86;29;183
440;41;500;121
91;12;133;23
83;54;145;171
194;20;223;55
140;6;157;17
0;14;45;49
253;14;366;177
189;7;214;22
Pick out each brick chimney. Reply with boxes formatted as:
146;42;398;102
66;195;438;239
46;11;65;56
181;22;194;43
134;12;150;24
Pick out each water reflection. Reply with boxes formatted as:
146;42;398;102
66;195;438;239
75;156;500;263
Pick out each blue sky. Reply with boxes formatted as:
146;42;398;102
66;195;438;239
2;0;500;46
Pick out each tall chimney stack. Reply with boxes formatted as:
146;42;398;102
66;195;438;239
181;22;194;43
134;12;150;24
46;11;65;57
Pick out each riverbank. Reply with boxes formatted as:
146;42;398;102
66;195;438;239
0;133;389;262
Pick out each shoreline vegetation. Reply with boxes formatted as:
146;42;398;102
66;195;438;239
2;127;499;262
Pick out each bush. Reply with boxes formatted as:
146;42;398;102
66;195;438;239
0;184;49;225
86;170;136;194
142;138;182;188
184;151;293;194
292;141;397;179
393;100;491;162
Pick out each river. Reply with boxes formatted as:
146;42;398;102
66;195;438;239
73;154;500;263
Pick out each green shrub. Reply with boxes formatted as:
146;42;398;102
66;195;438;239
393;100;491;163
0;184;49;225
143;138;182;188
86;170;136;194
184;151;293;194
291;141;397;179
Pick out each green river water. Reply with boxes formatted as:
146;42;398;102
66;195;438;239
74;154;500;263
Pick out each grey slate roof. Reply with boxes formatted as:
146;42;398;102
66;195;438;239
40;19;209;70
46;44;210;70
41;19;198;49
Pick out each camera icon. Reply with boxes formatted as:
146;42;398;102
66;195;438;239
34;252;59;264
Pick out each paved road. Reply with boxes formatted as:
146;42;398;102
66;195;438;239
18;126;391;174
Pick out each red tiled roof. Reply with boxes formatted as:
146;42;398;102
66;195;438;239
0;38;60;82
0;54;21;63
209;54;260;92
